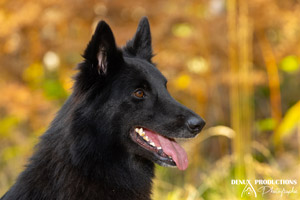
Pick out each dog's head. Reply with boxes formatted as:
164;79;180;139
73;17;205;170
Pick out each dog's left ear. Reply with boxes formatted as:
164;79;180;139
83;20;123;75
124;17;153;62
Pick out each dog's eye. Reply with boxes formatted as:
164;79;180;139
134;89;145;98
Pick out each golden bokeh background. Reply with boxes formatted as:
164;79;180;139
0;0;300;199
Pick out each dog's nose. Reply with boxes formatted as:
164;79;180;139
186;117;205;134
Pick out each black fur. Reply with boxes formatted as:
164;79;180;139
1;17;205;200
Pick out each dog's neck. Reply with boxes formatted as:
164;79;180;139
13;126;155;200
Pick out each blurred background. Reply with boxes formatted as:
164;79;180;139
0;0;300;199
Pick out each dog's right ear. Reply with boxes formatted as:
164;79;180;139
123;17;153;62
82;21;123;76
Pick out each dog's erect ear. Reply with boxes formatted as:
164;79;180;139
123;17;153;62
83;21;123;75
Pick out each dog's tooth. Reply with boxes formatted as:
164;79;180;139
149;142;155;147
138;129;143;135
140;131;145;136
135;128;139;133
143;136;149;141
140;128;143;132
157;147;162;150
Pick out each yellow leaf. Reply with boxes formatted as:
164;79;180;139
175;74;191;90
273;101;300;145
172;23;193;38
22;62;44;87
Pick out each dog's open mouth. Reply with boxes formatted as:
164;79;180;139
130;127;188;170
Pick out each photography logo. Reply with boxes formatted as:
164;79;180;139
231;179;298;198
241;181;257;198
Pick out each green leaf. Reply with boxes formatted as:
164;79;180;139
257;118;276;132
42;79;68;100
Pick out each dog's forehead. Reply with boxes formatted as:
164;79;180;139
124;57;167;83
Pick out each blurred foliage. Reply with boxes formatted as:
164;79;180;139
0;0;300;199
280;55;300;73
274;101;300;145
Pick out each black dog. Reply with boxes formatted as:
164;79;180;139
1;17;205;200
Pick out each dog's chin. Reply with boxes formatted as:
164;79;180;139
129;126;189;170
154;158;177;168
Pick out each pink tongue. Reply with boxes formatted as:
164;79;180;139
144;130;188;170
